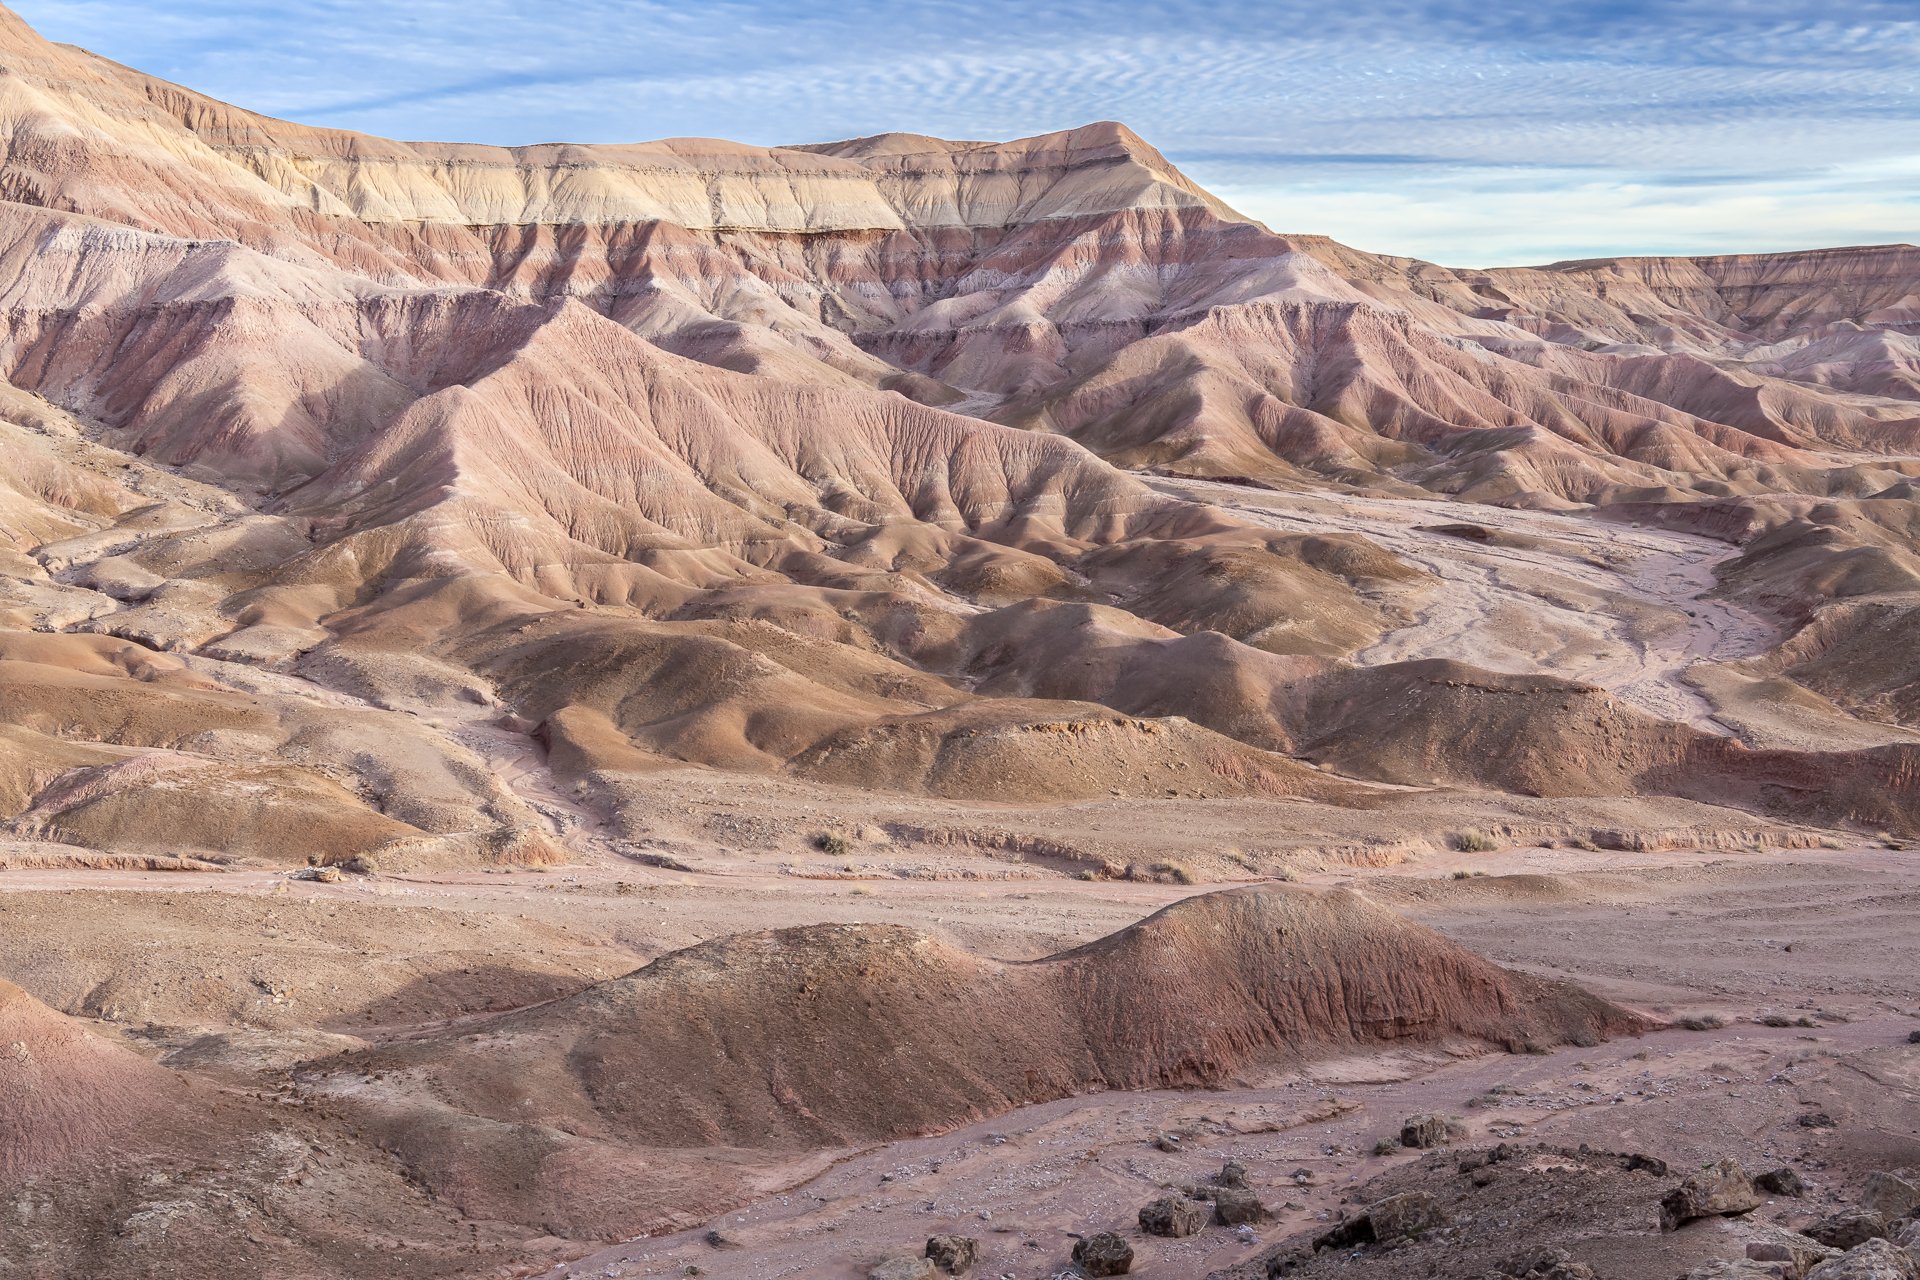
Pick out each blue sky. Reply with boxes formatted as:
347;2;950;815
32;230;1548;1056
12;0;1919;265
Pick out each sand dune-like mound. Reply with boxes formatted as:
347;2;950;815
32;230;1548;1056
319;886;1640;1158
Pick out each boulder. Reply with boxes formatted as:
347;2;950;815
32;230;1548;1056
1758;1168;1809;1197
925;1234;978;1275
870;1258;937;1280
1863;1175;1920;1222
1893;1221;1920;1251
1400;1113;1451;1149
1663;1159;1764;1231
1747;1225;1843;1279
1214;1186;1270;1226
1217;1159;1250;1189
1804;1240;1919;1280
1369;1192;1446;1242
1071;1232;1134;1277
1139;1196;1208;1238
1315;1191;1445;1248
1807;1212;1890;1251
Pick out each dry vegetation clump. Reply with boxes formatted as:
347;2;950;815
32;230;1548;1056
814;831;852;857
1675;1013;1729;1031
1451;830;1499;853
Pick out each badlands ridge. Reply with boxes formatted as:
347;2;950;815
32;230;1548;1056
0;3;1917;1278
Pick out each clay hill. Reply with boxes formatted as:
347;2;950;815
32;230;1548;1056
0;3;1909;868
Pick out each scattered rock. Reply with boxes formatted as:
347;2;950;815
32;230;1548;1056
1862;1174;1920;1221
1139;1196;1208;1238
1214;1187;1270;1226
1151;1132;1182;1153
1758;1168;1809;1197
1907;1030;1920;1045
1800;1113;1838;1129
1805;1212;1889;1251
1892;1221;1920;1250
925;1234;978;1275
1685;1263;1788;1279
1500;1245;1598;1278
1804;1239;1919;1280
1662;1159;1763;1231
1218;1159;1250;1189
1071;1232;1133;1277
1400;1113;1452;1149
292;866;342;884
1627;1153;1672;1177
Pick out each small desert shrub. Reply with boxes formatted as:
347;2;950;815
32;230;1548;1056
1373;1137;1400;1156
1675;1013;1727;1031
1273;865;1300;883
1452;830;1498;853
848;885;873;897
814;831;852;857
1569;835;1599;852
344;854;380;876
1451;869;1473;880
1147;860;1196;885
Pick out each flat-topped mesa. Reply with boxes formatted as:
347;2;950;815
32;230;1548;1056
211;119;1245;231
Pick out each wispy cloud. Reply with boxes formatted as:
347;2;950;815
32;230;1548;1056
9;0;1918;263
